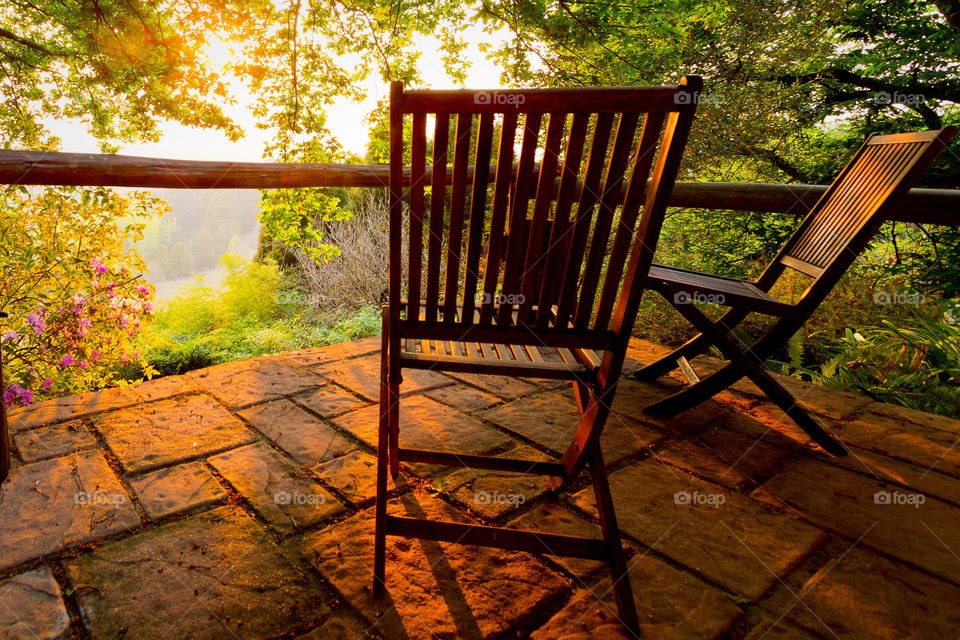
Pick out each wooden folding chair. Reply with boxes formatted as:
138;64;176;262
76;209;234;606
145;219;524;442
635;128;957;456
374;77;702;634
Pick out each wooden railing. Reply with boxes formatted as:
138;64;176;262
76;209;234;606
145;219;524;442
0;149;957;225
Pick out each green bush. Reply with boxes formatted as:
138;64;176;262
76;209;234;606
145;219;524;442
131;254;380;378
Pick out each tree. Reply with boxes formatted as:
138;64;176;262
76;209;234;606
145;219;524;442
0;0;261;150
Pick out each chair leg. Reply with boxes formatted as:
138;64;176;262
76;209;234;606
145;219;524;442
632;307;749;382
644;361;743;417
374;314;390;599
373;412;389;598
572;379;590;416
388;374;400;479
631;332;714;382
742;366;847;457
591;449;639;636
645;297;846;456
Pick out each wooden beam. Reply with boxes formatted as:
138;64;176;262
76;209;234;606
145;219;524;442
0;150;956;225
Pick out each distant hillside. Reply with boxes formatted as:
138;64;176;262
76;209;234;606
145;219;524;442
129;189;262;300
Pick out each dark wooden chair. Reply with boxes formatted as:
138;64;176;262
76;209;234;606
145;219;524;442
375;77;702;634
635;128;957;456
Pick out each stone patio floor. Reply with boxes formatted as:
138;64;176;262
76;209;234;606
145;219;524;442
1;336;959;639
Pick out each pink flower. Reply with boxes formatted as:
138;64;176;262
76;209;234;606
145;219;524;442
90;350;101;362
143;302;154;313
78;360;90;370
41;377;53;391
134;285;150;296
27;311;45;335
3;384;34;408
1;330;18;341
59;353;74;367
90;258;109;275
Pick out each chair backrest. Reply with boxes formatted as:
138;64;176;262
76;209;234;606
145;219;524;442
388;77;701;342
774;128;956;291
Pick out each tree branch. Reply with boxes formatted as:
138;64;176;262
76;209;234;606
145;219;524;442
0;27;63;57
768;67;960;104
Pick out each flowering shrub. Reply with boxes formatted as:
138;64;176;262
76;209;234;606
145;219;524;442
0;186;166;407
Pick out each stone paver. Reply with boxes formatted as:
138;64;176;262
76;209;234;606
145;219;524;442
572;460;827;600
128;461;227;519
317;354;451;401
445;371;540;399
530;552;743;640
238;398;356;465
842;407;960;478
301;492;569;639
295;615;372;639
96;393;256;474
132;374;200;402
609;378;732;436
312;449;383;505
334;394;512;456
425;383;501;412
284;336;381;368
0;450;140;572
209;442;344;533
508;502;610;579
188;355;326;408
755;457;960;584
743;618;819;640
13;420;96;462
864;400;960;433
295;384;369;417
767;549;960;640
442;443;557;520
8;386;139;431
654;424;799;489
0;566;71;640
479;391;661;465
63;506;331;640
837;444;960;507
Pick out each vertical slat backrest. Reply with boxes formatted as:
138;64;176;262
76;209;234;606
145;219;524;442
777;129;957;281
389;78;702;341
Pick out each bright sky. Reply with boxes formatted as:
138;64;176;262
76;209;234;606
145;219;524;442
47;28;512;162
